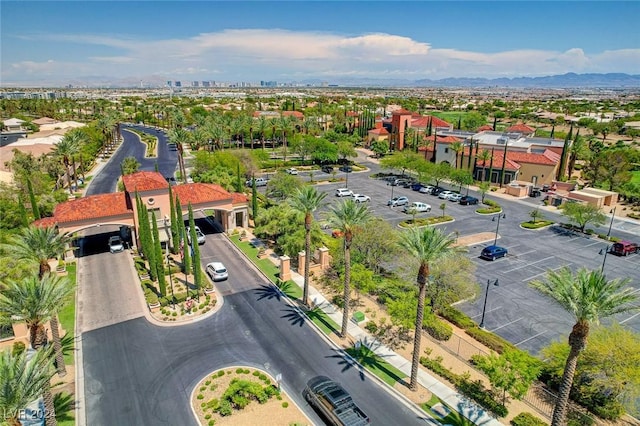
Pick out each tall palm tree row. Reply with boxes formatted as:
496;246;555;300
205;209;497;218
288;187;327;307
399;227;464;390
6;226;73;377
531;268;639;426
327;199;372;338
51;130;83;193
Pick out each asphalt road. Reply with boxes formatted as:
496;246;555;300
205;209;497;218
79;220;428;425
85;124;178;196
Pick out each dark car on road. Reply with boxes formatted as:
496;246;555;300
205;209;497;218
459;195;479;205
481;245;508;261
303;376;369;426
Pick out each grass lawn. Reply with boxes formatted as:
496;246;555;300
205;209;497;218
631;170;640;184
307;307;339;335
421;394;475;426
345;345;407;386
58;263;76;365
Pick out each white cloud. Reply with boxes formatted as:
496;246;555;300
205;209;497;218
4;29;639;83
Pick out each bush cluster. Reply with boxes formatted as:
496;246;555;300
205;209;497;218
423;315;453;341
420;355;508;417
510;412;547;426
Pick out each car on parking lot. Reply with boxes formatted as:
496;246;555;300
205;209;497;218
321;165;334;173
419;185;434;194
411;183;425;191
448;193;463;202
186;226;206;245
438;190;455;200
459;195;479;205
480;245;508;261
610;241;640;256
246;177;268;187
285;167;299;175
108;236;124;253
387;196;409;207
206;262;228;281
403;201;431;213
430;186;445;196
352;194;371;203
339;165;353;173
335;188;354;197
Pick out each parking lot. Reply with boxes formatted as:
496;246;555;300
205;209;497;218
312;167;640;355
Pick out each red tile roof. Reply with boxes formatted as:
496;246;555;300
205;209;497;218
35;192;132;225
369;127;390;135
231;192;249;204
392;109;413;115
424;135;461;143
411;115;451;129
174;183;235;206
122;171;168;193
476;149;560;170
507;123;535;133
282;111;304;119
477;125;493;131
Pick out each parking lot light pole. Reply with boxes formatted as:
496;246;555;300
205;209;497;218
479;279;499;329
606;206;617;239
599;245;611;273
492;213;506;246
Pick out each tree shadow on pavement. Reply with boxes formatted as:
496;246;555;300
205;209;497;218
253;284;282;302
280;306;307;327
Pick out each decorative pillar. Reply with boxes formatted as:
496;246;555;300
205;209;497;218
279;255;291;281
297;251;306;276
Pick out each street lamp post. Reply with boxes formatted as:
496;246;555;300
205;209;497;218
606;206;617;239
492;213;506;246
599;245;611;273
479;279;499;329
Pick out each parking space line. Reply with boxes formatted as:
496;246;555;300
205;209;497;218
503;256;555;273
489;317;523;332
582;240;604;248
523;264;570;282
469;306;501;319
515;249;537;257
515;331;546;347
620;311;640;324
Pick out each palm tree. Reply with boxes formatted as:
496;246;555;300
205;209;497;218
288;187;327;307
450;141;464;169
52;131;82;193
168;127;191;182
531;268;639;426
256;116;269;150
327;199;372;338
6;226;71;376
0;347;55;426
399;227;464;390
476;149;492;182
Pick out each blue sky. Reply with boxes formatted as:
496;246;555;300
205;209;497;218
2;1;639;86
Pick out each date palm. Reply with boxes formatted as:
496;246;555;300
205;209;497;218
399;227;464;390
256;116;269;150
450;141;464;169
476;150;492;181
52;130;82;193
6;226;71;376
531;268;639;426
327;199;372;338
0;347;55;426
288;187;327;307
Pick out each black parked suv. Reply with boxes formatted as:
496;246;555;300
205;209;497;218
430;186;445;196
459;195;479;205
321;165;334;173
303;376;369;426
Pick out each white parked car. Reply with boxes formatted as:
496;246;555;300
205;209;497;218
448;193;463;202
246;177;268;187
206;262;228;281
335;188;354;197
438;190;455;200
186;226;206;245
387;196;409;207
403;202;431;213
285;167;299;175
352;194;371;203
418;185;434;194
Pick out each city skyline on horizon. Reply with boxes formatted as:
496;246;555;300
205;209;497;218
2;1;639;87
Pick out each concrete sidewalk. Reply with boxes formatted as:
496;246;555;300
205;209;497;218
256;236;504;425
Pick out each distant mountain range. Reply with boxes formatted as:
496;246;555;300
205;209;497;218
320;73;640;89
4;72;640;89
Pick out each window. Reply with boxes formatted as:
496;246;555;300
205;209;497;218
444;147;449;153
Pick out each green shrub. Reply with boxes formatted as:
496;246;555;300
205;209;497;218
197;394;204;400
12;341;26;356
483;199;499;207
521;220;554;229
457;379;508;417
420;357;459;384
218;370;225;377
465;327;517;354
145;292;159;305
217;399;232;416
510;412;547;426
282;402;289;408
567;410;594;426
236;368;244;374
423;315;453;341
252;371;260;377
439;306;476;329
258;373;267;381
364;321;378;334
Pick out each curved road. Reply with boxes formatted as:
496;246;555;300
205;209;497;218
78;131;427;425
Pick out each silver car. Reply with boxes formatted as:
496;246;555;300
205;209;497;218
186;226;206;245
206;262;228;281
